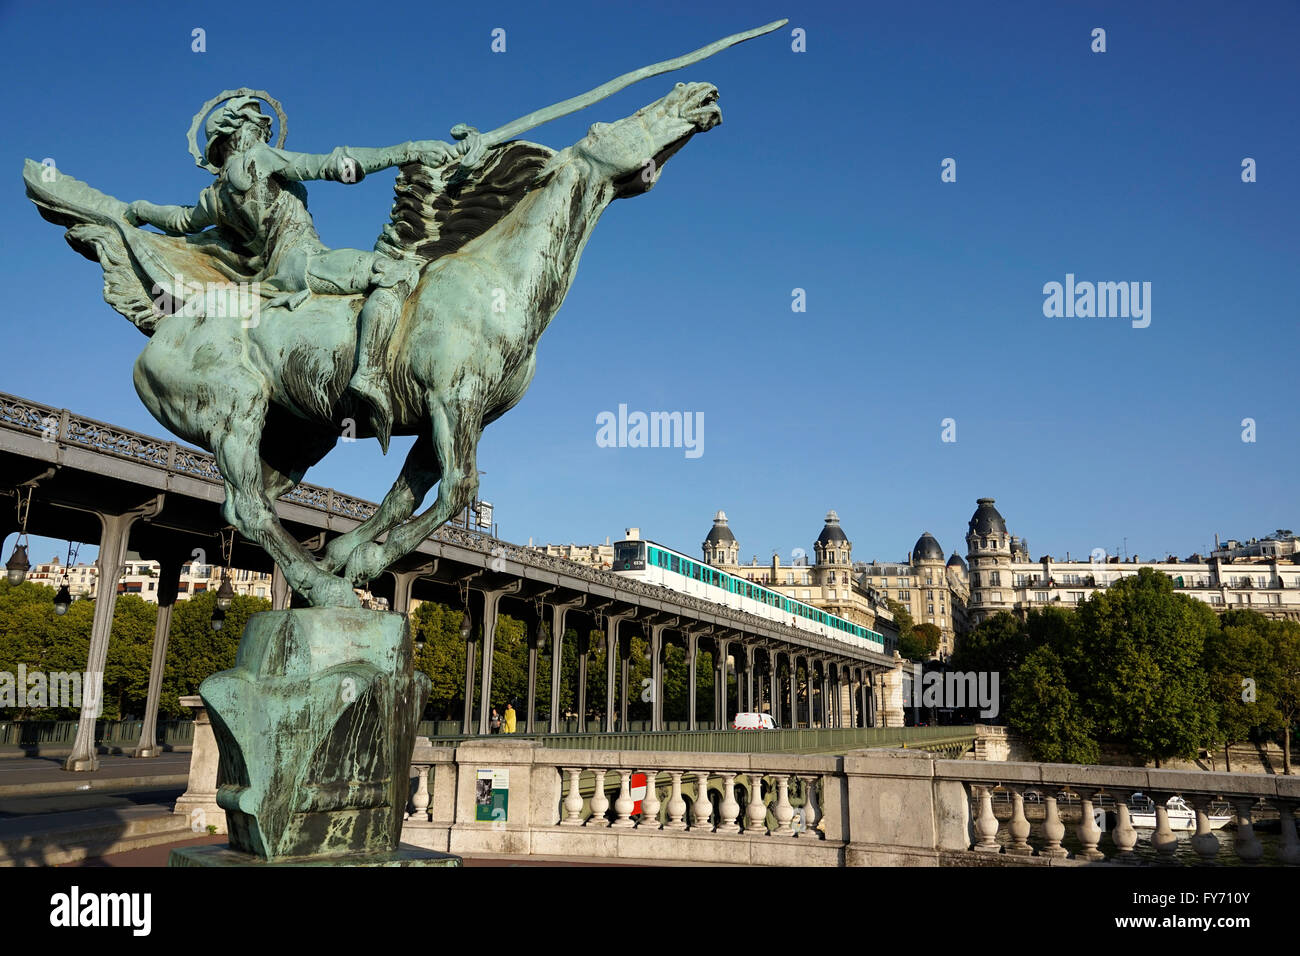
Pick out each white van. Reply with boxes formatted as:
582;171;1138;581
732;712;777;730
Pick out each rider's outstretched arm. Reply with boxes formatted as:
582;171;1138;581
125;191;216;235
260;140;465;184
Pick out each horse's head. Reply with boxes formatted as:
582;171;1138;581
574;81;721;198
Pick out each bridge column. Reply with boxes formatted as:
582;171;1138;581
130;552;184;758
389;561;436;615
576;629;589;732
619;630;631;731
832;660;842;728
821;660;832;729
526;609;544;734
478;583;522;735
604;611;634;733
66;497;164;771
685;630;700;731
734;640;744;718
461;598;478;735
647;619;675;732
744;644;756;713
788;653;799;729
549;599;582;733
770;651;781;726
270;564;290;610
714;635;730;728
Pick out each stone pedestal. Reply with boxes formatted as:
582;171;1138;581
172;695;226;835
169;608;438;865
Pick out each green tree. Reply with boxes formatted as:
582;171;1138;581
1204;609;1280;771
161;591;267;717
1008;645;1099;763
1076;568;1216;765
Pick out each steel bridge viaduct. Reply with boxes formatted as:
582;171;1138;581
0;391;904;772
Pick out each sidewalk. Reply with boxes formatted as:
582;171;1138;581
0;752;191;798
68;837;680;867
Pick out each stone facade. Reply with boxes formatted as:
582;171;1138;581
963;498;1300;626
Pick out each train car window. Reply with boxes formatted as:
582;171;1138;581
670;554;679;573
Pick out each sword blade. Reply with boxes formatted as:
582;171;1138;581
462;19;788;146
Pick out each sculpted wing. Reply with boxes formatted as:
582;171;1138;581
374;141;556;266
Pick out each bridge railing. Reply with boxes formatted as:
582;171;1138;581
399;742;1300;866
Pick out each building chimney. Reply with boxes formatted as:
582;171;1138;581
625;528;640;540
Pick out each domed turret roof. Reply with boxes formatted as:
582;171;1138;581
946;551;967;570
704;510;736;545
968;497;1007;536
912;532;944;562
816;510;849;545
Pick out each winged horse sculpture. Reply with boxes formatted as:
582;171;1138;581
24;21;784;607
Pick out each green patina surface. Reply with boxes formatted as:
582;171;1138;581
200;608;428;861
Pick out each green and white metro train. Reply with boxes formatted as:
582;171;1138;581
611;533;885;654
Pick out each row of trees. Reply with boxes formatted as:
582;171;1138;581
0;581;742;725
951;568;1300;769
0;580;267;720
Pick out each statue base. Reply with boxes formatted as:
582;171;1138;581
168;843;460;868
199;608;431;862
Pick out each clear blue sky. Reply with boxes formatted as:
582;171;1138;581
3;0;1297;569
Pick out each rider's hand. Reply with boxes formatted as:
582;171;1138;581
455;130;487;171
123;201;145;227
411;140;457;167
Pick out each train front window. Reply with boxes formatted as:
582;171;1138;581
614;542;645;571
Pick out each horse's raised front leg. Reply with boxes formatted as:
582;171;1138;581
316;431;441;575
342;400;478;587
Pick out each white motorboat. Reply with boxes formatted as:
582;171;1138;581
1094;793;1232;832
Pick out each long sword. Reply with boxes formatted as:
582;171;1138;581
450;18;788;144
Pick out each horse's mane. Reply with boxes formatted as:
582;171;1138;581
375;140;556;264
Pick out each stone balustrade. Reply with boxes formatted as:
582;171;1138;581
401;740;1300;866
952;759;1300;866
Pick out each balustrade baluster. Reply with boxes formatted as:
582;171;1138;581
612;769;636;827
1230;797;1263;864
1076;789;1105;861
1041;793;1068;858
408;764;430;821
1277;800;1300;866
588;768;611;827
640;770;662;829
664;771;688;830
744;773;767;835
774;775;795;836
973;786;1000;852
1108;790;1139;862
561;768;585;825
717;773;742;833
1186;795;1220;863
1005;787;1032;855
800;774;821;838
1149;794;1179;861
690;771;712;831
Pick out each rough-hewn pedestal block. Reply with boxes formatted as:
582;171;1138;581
182;608;433;864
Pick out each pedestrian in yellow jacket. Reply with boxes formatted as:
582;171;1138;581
503;702;517;733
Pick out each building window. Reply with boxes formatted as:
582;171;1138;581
1034;591;1048;602
990;572;1001;586
898;590;909;600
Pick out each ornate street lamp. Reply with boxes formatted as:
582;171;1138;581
53;582;72;615
211;527;235;631
215;572;234;611
5;543;29;586
6;484;36;585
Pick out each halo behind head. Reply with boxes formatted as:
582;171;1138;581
188;88;288;172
